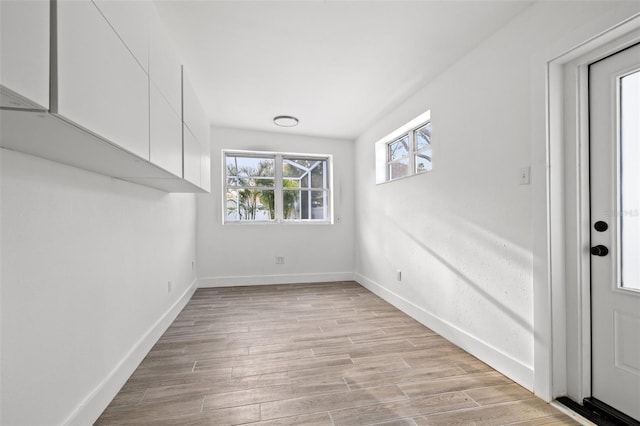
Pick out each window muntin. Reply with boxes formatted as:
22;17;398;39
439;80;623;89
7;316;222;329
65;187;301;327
384;120;432;181
414;122;432;173
224;151;331;224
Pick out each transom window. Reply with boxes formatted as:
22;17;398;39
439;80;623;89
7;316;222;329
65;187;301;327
375;110;432;184
224;151;332;223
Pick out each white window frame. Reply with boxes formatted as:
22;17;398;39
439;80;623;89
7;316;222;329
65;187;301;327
375;110;431;184
223;150;333;225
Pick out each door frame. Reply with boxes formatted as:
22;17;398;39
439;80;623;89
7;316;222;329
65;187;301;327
535;8;640;404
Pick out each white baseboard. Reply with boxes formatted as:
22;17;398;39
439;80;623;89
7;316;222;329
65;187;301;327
354;272;535;391
63;278;198;426
198;272;355;288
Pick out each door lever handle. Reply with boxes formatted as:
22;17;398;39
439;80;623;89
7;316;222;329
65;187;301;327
591;245;609;256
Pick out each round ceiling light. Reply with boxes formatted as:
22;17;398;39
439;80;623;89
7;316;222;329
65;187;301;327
273;115;299;127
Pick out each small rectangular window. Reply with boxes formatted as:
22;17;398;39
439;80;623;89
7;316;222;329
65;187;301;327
375;110;431;184
224;151;332;224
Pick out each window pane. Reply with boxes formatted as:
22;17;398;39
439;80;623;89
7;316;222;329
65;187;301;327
415;149;432;173
415;122;431;150
283;190;328;220
226;188;274;221
226;156;275;187
283;160;305;178
310;190;328;220
389;158;409;180
283;190;301;220
283;178;300;188
389;136;409;161
620;70;640;290
283;158;320;177
283;158;327;189
310;161;326;189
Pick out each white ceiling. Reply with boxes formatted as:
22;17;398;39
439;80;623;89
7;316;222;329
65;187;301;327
154;0;533;140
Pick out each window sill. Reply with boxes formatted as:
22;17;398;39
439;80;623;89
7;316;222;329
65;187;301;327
223;220;334;226
376;170;430;185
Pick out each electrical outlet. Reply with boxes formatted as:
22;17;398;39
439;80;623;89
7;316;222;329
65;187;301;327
275;256;285;264
168;281;172;292
396;270;402;282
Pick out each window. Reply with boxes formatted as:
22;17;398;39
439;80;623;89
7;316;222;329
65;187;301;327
224;151;332;223
375;110;431;183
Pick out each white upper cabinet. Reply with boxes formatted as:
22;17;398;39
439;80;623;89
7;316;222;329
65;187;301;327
182;69;211;188
55;0;149;160
0;0;49;109
150;83;182;177
92;0;152;72
183;127;202;186
148;8;183;179
150;10;182;116
0;0;211;193
182;69;210;148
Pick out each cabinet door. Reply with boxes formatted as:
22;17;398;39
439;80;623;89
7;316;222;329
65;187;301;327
150;10;182;116
55;0;149;160
92;0;152;72
150;83;182;177
183;127;201;186
182;69;210;147
0;0;49;109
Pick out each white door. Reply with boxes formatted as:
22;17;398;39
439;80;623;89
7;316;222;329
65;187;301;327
590;42;640;422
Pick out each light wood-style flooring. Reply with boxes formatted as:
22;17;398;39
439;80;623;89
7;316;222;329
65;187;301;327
96;281;576;425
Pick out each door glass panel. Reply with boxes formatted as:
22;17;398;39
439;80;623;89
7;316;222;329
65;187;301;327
620;70;640;290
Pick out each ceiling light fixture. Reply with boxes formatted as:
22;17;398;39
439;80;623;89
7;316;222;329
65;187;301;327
273;115;299;127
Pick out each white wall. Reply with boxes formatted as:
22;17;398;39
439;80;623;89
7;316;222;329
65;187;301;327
198;127;354;287
0;149;198;425
353;0;625;392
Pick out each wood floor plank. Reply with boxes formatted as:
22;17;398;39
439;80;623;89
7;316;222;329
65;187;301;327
260;384;408;420
96;282;576;425
146;404;262;426
329;391;477;426
231;353;353;377
248;412;333;426
399;372;513;398
96;396;204;424
413;399;564;425
507;414;580;425
344;365;467;390
465;383;536;405
194;348;316;371
202;381;349;410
